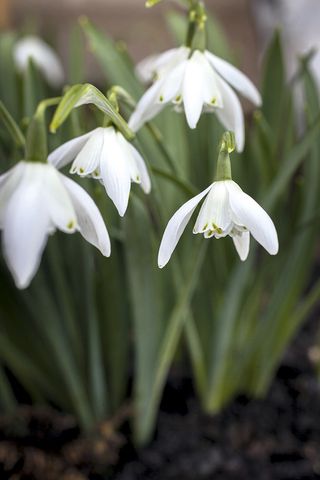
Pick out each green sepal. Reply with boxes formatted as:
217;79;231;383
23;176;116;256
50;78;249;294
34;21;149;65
50;83;135;141
0;100;25;148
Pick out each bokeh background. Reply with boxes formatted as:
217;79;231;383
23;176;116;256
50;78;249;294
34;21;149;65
1;0;259;80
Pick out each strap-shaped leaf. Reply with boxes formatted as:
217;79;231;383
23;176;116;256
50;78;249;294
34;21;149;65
0;100;25;148
50;83;134;140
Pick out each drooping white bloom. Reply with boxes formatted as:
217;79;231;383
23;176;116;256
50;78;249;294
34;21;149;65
48;126;151;217
158;180;278;268
129;47;262;152
14;36;64;88
0;161;111;289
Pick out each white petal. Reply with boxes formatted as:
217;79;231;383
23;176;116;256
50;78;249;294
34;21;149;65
2;164;50;289
48;130;96;170
136;47;188;83
193;182;232;234
214;75;245;152
205;51;262;106
182;52;206;129
70;128;104;176
227;182;279;255
14;36;64;87
158;61;187;103
128;81;164;132
44;165;77;233
0;162;25;227
158;185;212;268
196;54;223;108
116;133;141;185
122;140;151;194
233;231;250;261
61;175;111;257
100;129;131;217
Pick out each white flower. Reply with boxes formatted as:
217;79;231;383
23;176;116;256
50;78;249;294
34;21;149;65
48;126;151;217
14;35;64;88
0;161;111;289
129;47;262;152
158;180;278;268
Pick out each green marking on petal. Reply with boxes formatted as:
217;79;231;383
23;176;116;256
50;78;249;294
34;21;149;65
67;220;75;230
159;95;164;102
212;223;223;235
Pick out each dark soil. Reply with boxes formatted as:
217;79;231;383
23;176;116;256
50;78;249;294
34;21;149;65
1;319;320;480
114;318;320;480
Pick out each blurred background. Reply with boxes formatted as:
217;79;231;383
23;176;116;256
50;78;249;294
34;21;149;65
2;0;320;92
1;0;260;78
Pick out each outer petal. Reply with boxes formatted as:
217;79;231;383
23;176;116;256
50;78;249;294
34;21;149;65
205;51;262;106
136;47;189;83
48;130;96;170
121;140;151;194
158;185;212;268
214;75;245;152
100;129;131;217
70;128;104;176
2;165;50;289
61;175;111;257
227;182;279;255
128;81;164;132
233;231;250;261
0;162;25;227
182;52;206;129
43;165;77;233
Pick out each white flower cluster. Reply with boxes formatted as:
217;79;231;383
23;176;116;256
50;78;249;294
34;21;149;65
0;28;278;289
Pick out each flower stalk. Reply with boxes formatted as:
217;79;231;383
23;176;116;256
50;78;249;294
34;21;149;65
186;1;207;52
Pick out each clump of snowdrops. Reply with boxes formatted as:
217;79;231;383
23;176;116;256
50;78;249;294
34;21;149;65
0;0;320;445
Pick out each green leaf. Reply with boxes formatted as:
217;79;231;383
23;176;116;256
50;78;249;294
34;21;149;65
0;32;19;119
261;31;285;133
0;100;25;148
124;195;170;445
80;18;142;99
50;83;134;140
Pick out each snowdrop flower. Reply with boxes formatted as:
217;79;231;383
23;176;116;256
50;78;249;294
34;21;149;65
14;35;64;88
0;161;110;289
158;179;278;268
48;126;151;217
129;46;262;152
